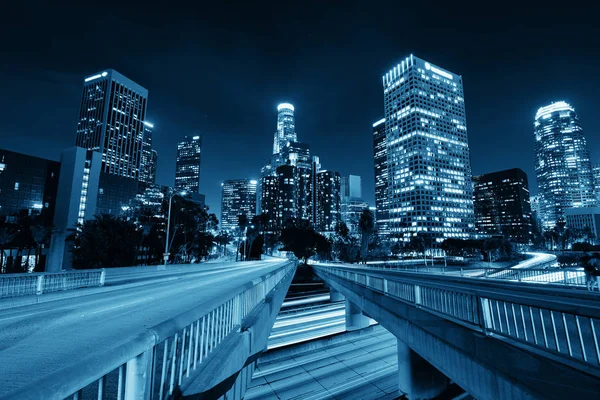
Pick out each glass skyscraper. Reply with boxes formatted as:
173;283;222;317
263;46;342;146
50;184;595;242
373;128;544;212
473;168;532;243
175;135;202;194
382;55;474;242
75;69;148;180
317;170;341;232
140;121;156;184
272;103;297;155
220;179;257;232
534;101;595;230
372;118;389;235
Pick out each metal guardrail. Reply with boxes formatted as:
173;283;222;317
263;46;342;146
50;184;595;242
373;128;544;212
315;265;600;374
0;270;106;298
371;263;586;287
6;262;296;400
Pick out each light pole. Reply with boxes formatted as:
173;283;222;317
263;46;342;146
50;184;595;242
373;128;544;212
164;190;187;267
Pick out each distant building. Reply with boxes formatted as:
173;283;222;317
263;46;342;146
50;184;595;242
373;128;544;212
341;175;362;200
317;170;341;232
140;121;157;184
273;103;297;154
372;118;389;235
221;179;257;232
565;207;600;242
260;175;279;230
175;135;202;194
593;165;600;206
277;165;298;227
75;69;148;180
341;198;369;234
382;55;474;242
534;101;596;230
472;168;532;243
0;149;60;221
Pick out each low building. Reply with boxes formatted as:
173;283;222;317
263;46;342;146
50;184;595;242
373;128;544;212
565;207;600;242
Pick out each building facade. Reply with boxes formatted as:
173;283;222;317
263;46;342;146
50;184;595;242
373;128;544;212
341;175;362;200
273;103;297;154
140;121;156;184
220;179;257;232
0;149;60;221
565;207;600;242
382;55;474;242
472;168;532;243
75;69;148;180
175;135;202;194
317;170;341;232
372;118;389;235
534;101;596;230
593;165;600;206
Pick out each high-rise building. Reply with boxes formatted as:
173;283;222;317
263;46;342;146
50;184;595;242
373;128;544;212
175;135;202;194
220;179;257;232
75;70;148;179
140;121;156;184
372;118;389;235
0;149;60;221
277;165;298;227
260;175;279;230
273;103;297;154
593;165;600;206
341;175;362;200
534;101;596;230
317;170;341;232
472;168;532;243
382;55;474;242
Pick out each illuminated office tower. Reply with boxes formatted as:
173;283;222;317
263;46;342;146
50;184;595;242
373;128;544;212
472;168;532;243
276;164;297;226
317;170;341;232
341;175;362;200
593;165;600;206
372;118;389;234
382;55;474;242
341;175;366;234
75;69;148;179
140;121;156;184
272;103;297;154
261;175;279;230
221;179;257;232
534;101;595;230
175;135;202;194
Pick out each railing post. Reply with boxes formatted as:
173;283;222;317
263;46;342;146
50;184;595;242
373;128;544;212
124;349;154;400
414;285;421;306
563;270;568;286
479;297;492;335
100;269;106;287
36;275;44;295
517;271;522;282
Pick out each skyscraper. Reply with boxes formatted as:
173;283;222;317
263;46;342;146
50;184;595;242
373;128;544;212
382;55;474;242
341;175;362;200
472;168;532;243
593;165;600;206
341;175;366;234
317;170;341;232
372;118;389;235
75;69;148;179
277;164;298;227
534;101;595;230
140;121;156;184
220;179;257;232
272;103;297;154
175;135;202;194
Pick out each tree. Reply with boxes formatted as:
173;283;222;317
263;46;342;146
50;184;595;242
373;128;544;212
30;224;51;272
0;226;15;274
70;214;140;269
358;209;375;264
582;226;594;244
279;220;327;264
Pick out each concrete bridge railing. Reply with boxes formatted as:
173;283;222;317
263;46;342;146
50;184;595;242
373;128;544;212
0;269;105;298
5;261;296;400
315;263;600;399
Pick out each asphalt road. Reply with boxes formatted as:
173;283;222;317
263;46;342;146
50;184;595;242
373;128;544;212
0;259;288;397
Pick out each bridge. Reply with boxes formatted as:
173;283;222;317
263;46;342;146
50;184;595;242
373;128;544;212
0;259;296;400
313;262;600;399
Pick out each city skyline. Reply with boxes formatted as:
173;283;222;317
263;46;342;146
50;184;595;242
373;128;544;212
2;4;600;220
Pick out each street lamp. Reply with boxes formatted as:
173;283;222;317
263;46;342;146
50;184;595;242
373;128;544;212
164;189;187;266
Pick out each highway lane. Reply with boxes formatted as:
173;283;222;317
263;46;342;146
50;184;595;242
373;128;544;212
0;259;289;396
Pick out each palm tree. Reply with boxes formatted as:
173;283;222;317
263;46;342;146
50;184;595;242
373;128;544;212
0;227;15;273
358;209;375;264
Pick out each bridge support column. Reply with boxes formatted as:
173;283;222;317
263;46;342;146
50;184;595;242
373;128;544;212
397;339;447;399
330;288;345;302
345;298;369;331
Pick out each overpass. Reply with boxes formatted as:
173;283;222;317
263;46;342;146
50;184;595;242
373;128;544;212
0;259;296;399
313;263;600;399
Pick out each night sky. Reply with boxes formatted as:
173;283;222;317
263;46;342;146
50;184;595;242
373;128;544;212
1;2;599;219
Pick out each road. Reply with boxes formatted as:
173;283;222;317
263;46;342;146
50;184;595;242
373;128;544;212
0;259;288;397
268;301;377;350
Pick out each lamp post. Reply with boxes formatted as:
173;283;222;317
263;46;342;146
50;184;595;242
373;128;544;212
164;190;187;267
